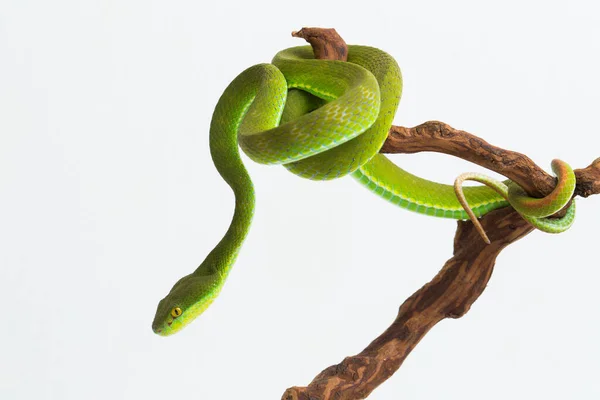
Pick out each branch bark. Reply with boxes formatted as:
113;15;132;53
281;27;600;400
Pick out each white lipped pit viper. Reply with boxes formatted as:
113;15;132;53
152;45;575;336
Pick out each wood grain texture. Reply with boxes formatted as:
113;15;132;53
281;27;599;400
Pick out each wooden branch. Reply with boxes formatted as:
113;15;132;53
282;27;600;400
292;28;348;61
381;122;553;197
283;207;532;400
574;157;600;198
382;122;600;199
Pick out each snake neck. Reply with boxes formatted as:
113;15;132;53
197;139;256;278
198;179;255;279
197;101;258;279
196;64;288;281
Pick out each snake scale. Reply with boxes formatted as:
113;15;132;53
152;45;576;336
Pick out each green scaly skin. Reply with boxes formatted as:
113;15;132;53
152;45;576;336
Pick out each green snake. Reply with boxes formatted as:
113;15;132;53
152;45;576;336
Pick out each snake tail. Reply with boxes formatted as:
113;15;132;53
453;159;577;244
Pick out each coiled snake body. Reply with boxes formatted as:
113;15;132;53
152;45;576;336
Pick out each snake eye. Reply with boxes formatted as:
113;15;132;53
170;307;182;318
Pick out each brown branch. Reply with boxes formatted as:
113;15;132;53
382;122;600;199
292;28;348;61
574;157;600;198
283;207;532;400
282;27;600;400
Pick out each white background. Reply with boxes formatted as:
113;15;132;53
1;1;599;399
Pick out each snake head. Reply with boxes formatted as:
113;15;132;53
152;272;223;336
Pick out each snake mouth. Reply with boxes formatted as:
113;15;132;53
151;318;173;334
152;322;172;335
151;322;163;334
